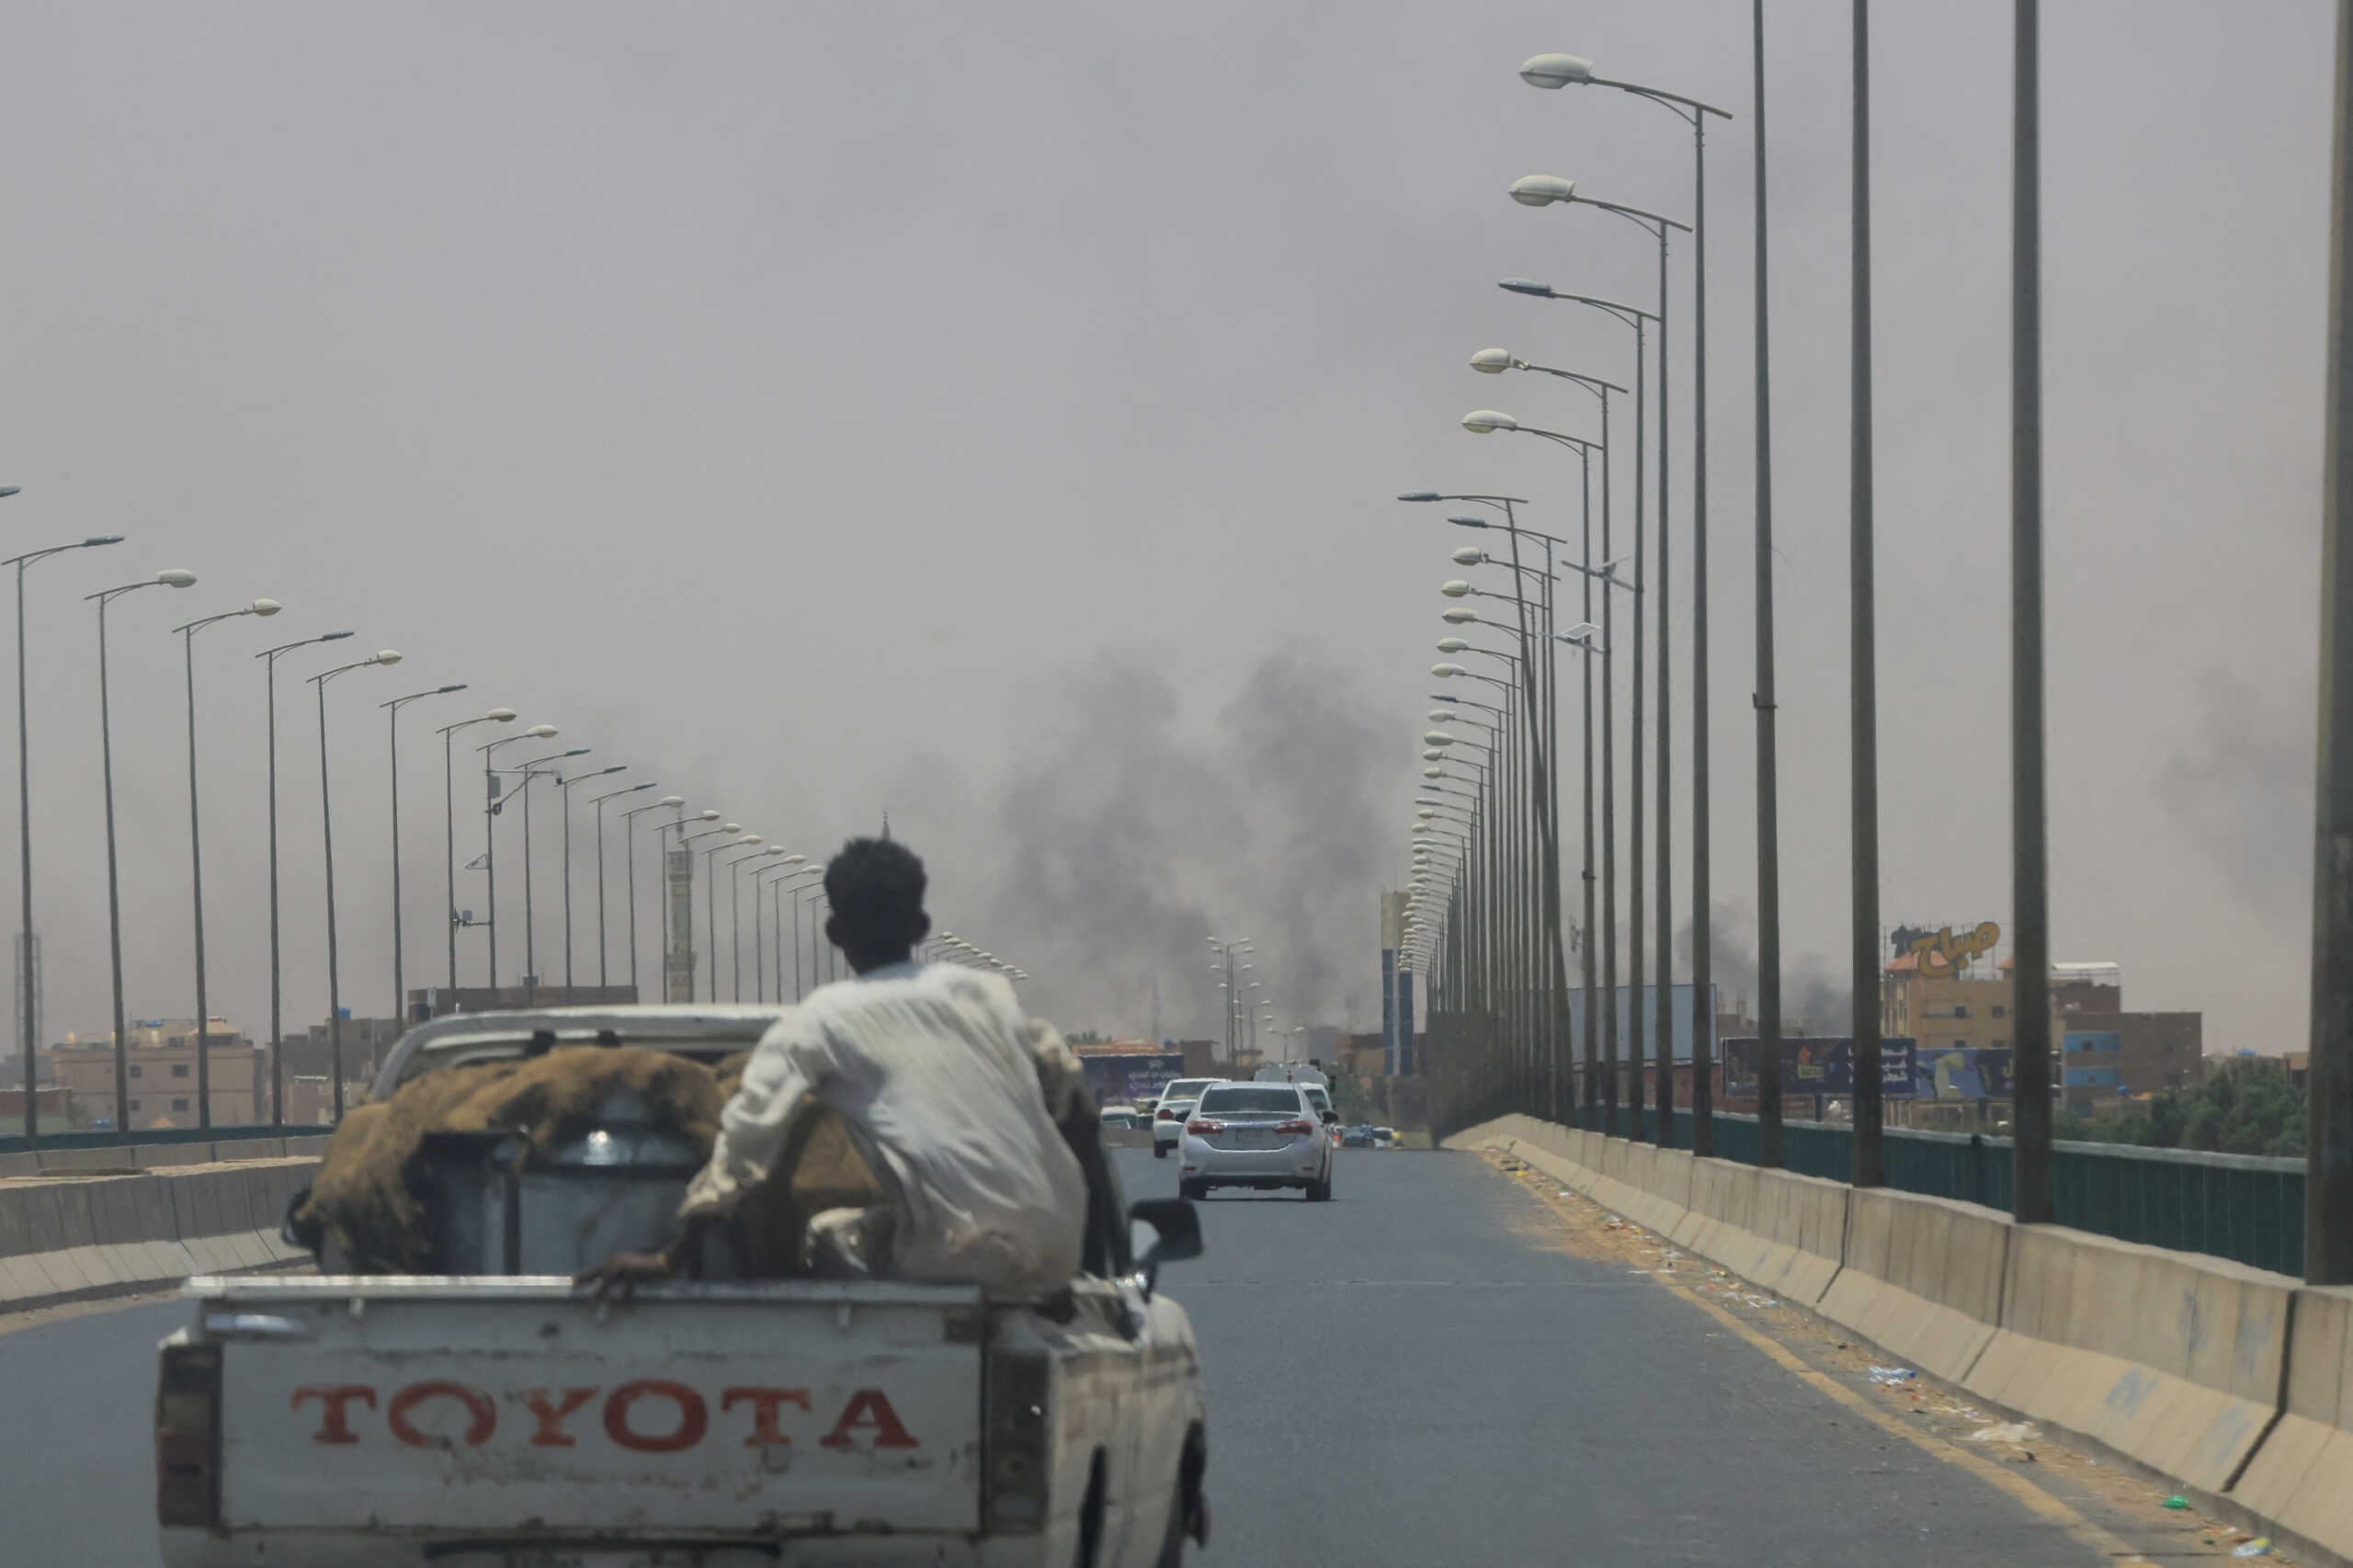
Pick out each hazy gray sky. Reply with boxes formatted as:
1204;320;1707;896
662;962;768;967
0;3;2335;1056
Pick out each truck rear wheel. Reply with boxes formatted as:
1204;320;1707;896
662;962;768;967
1179;1179;1208;1201
1154;1142;1168;1159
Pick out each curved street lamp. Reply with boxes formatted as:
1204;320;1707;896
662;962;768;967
618;794;687;998
1519;55;1733;1143
87;567;198;1133
174;597;281;1131
436;708;517;992
478;723;558;988
381;683;468;1026
587;780;657;988
309;649;402;1117
2;528;122;1142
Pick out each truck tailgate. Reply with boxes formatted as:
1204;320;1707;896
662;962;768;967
197;1276;983;1538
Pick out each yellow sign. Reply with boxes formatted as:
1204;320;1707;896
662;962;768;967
1906;922;2001;978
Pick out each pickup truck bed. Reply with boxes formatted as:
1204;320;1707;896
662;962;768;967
160;1272;1203;1568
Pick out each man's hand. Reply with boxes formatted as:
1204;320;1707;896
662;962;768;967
573;1249;675;1301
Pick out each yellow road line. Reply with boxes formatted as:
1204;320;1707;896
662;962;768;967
1653;1274;2143;1562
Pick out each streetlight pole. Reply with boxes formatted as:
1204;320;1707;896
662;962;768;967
513;747;589;994
620;796;685;1001
558;765;625;988
1518;51;1733;1147
256;629;356;1119
479;726;559;991
438;709;517;994
7;526;120;1142
87;566;198;1133
2305;0;2353;1288
174;597;282;1131
732;846;787;1002
762;861;815;1002
381;683;467;1028
702;835;759;1001
715;841;766;1003
589;780;656;988
1849;0;1885;1188
2010;0;2054;1222
674;820;736;1000
309;649;402;1116
1752;0;1787;1166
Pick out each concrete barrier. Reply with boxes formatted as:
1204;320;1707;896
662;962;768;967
1442;1111;2353;1563
2230;1285;2353;1563
1965;1224;2293;1497
0;1155;318;1312
1817;1187;2005;1382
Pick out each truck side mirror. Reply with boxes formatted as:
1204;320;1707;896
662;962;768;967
1128;1197;1203;1296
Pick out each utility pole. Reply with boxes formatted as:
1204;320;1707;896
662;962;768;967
2305;0;2353;1286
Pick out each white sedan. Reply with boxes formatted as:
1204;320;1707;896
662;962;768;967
1151;1077;1224;1159
1178;1081;1334;1202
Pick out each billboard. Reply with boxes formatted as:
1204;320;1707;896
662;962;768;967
1721;1036;1921;1098
1075;1051;1187;1109
1915;1045;2013;1101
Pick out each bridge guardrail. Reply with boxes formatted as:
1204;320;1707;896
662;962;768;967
1576;1106;2304;1277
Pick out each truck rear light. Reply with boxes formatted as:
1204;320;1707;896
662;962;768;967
1185;1119;1222;1135
1156;1108;1179;1121
156;1341;222;1528
983;1347;1051;1535
1274;1119;1314;1135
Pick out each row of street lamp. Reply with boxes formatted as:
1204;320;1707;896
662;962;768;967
0;494;873;1145
1392;9;2186;1271
1395;47;1725;1156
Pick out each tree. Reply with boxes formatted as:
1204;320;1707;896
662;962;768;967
2057;1059;2304;1156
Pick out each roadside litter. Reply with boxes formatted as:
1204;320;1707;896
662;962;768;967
2162;1495;2190;1511
1966;1422;2040;1445
1869;1367;1918;1386
2232;1540;2273;1557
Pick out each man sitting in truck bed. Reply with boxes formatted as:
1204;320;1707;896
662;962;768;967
580;836;1089;1299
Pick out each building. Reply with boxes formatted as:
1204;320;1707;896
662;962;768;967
1380;891;1415;1075
1333;1031;1388;1077
1881;953;2016;1057
2061;1010;2204;1110
48;1027;264;1130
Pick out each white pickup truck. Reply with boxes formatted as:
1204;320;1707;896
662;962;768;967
155;1006;1211;1568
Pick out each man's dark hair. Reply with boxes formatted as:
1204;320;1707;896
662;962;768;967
824;837;929;969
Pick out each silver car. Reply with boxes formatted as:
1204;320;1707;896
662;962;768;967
1178;1081;1334;1202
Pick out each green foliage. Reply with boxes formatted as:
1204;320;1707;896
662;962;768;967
2062;1059;2304;1157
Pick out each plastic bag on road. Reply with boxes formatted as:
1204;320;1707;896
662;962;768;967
1869;1367;1917;1386
2232;1539;2273;1557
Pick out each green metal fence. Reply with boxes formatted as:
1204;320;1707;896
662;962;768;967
0;1123;333;1157
1565;1105;2305;1277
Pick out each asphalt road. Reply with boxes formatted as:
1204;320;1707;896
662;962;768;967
6;1145;2118;1566
1118;1143;2111;1567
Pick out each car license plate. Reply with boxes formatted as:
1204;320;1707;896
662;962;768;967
1230;1130;1277;1148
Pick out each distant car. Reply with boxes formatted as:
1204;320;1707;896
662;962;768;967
1339;1124;1376;1149
1298;1084;1340;1144
1153;1077;1224;1159
1372;1127;1398;1148
1179;1081;1334;1202
1098;1106;1143;1130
